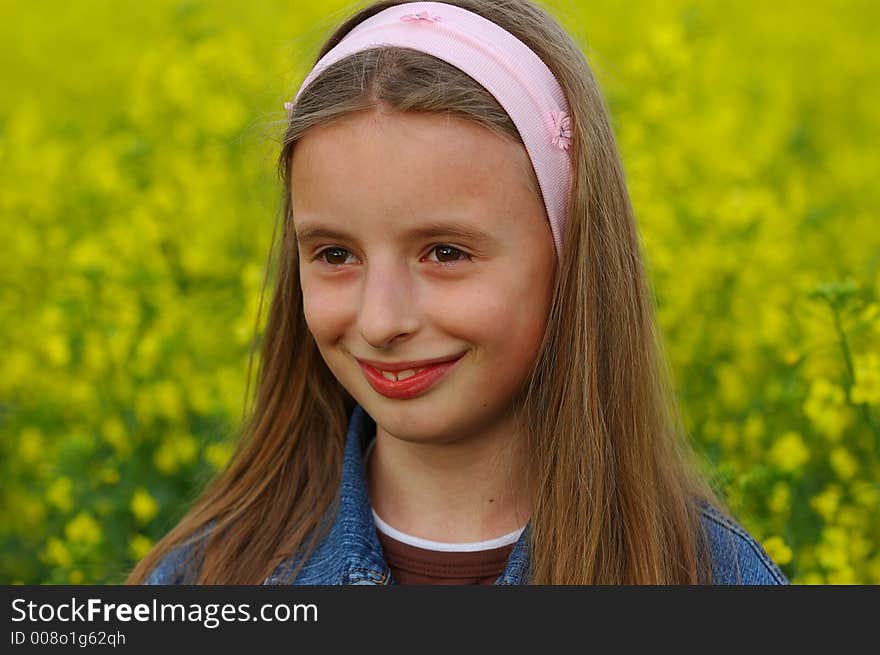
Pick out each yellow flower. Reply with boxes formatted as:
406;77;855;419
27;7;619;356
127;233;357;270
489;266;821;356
135;388;156;424
101;416;131;457
850;352;880;405
816;528;849;570
851;481;879;510
802;377;848;441
128;534;154;561
18;427;44;463
188;380;215;414
71;237;105;270
762;536;793;565
43;333;70;367
204;442;234;471
827;565;857;584
173;433;198;464
769;431;810;472
860;302;880;324
130;488;159;525
829;447;858;480
800;572;825;585
153;432;198;475
743;413;765;446
848;534;872;560
836;505;864;530
810;485;842;522
153;440;179;475
64;512;102;545
768;482;791;515
153;380;185;421
46;477;74;513
133;332;160;375
83;331;107;373
43;538;73;568
240;261;263;291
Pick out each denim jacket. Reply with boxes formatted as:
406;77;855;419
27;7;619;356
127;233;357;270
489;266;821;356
146;403;790;585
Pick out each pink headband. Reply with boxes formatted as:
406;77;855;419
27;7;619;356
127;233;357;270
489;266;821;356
284;1;572;258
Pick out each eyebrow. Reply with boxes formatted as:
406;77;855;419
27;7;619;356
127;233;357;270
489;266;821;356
294;220;496;246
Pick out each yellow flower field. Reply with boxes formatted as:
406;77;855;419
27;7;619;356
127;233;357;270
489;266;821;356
1;1;877;584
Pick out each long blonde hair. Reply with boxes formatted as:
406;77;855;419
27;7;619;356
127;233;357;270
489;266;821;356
127;0;726;585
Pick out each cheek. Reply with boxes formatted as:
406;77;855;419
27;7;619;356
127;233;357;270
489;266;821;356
300;277;353;344
450;276;550;355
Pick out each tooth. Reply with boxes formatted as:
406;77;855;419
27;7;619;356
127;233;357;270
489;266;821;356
396;369;417;380
380;371;397;381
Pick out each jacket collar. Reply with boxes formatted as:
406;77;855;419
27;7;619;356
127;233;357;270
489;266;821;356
265;403;531;585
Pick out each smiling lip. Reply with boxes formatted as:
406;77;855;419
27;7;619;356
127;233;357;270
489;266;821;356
355;352;467;373
356;352;466;400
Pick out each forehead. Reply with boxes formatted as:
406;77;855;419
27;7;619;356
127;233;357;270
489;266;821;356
289;109;542;238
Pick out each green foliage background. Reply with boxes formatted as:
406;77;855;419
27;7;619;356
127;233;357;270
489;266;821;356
1;0;878;584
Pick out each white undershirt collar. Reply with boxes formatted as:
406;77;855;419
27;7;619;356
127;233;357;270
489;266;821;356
372;509;525;552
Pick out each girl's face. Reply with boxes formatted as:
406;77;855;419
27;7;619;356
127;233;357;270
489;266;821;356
290;109;556;445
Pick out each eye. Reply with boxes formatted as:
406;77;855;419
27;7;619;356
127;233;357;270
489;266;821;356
312;244;472;268
314;246;355;267
427;244;472;265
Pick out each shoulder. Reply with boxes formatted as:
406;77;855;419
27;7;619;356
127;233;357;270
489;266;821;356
696;500;790;585
142;524;214;585
143;541;198;585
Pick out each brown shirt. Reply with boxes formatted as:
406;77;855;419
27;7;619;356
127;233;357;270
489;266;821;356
376;528;516;585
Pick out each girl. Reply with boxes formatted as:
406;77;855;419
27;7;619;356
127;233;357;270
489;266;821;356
127;0;789;585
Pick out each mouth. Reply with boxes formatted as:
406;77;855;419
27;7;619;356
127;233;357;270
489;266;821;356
356;352;467;399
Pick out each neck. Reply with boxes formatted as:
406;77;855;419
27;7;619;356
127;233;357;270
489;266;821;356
365;416;530;543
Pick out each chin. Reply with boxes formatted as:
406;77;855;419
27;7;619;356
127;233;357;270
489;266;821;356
366;398;465;444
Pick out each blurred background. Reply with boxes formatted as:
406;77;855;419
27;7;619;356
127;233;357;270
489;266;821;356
1;0;877;584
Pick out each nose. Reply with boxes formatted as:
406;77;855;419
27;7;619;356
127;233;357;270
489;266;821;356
357;257;419;349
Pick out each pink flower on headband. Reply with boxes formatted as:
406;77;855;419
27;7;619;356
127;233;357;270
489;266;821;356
550;110;571;150
400;10;442;22
284;101;294;120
